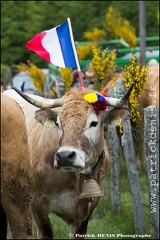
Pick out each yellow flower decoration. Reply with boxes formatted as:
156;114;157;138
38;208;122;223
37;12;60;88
84;93;98;103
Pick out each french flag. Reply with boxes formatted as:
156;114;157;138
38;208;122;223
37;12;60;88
26;19;77;68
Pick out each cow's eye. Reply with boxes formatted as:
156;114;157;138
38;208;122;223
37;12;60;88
89;121;98;128
56;122;59;128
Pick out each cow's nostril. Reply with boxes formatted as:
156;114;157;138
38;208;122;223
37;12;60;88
68;151;76;160
56;150;76;167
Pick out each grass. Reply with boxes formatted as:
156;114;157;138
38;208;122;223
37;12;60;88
33;156;155;239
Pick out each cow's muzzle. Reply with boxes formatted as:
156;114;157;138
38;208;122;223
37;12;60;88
54;148;85;172
55;150;76;166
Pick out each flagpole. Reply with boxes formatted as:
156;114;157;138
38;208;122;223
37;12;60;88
67;18;84;87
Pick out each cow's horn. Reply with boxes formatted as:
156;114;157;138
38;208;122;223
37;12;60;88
13;87;63;108
106;82;135;107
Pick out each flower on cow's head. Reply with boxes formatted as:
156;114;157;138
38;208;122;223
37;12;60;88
92;99;107;115
84;92;108;115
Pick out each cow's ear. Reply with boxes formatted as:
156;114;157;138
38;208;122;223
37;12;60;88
35;108;57;128
103;108;130;131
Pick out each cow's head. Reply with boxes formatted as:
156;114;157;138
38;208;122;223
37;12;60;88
13;83;134;175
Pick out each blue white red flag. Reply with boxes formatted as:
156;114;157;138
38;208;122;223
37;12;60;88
26;20;77;68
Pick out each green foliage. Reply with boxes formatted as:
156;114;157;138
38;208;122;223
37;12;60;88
1;64;11;86
111;1;159;37
1;1;159;67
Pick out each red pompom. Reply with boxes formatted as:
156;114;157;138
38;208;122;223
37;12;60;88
92;99;107;115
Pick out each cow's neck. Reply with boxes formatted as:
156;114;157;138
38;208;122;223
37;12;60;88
78;150;105;200
83;150;105;179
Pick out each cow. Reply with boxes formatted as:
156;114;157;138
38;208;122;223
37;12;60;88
138;63;159;117
1;93;33;239
4;83;134;239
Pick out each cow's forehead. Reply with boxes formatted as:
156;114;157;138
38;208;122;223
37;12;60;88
58;100;94;127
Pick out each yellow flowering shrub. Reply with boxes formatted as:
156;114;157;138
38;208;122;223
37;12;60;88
122;54;150;128
16;61;46;94
60;67;72;93
76;45;92;60
84;28;106;41
89;45;117;91
104;6;137;47
83;7;137;47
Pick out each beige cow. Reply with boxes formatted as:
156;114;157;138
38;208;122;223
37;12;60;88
1;94;33;239
138;63;159;117
4;84;134;239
